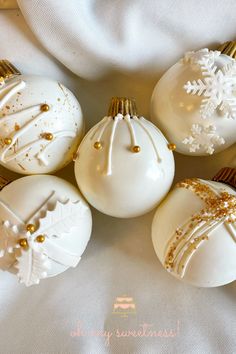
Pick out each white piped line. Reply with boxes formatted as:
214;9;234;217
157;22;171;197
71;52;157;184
133;116;162;162
0;80;26;109
36;130;76;166
105;114;122;176
124;114;138;147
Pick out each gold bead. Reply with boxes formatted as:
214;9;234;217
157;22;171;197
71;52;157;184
44;132;54;141
40;104;50;112
94;141;102;150
4;137;12;145
132;145;141;153
18;238;28;248
35;235;45;243
26;224;36;234
167;143;176;151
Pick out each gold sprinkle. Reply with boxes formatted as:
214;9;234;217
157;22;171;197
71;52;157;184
167;143;176;151
132;145;141;153
94;141;102;150
18;238;28;249
43;132;53;141
26;224;36;234
40;104;50;112
35;235;45;243
4;137;12;145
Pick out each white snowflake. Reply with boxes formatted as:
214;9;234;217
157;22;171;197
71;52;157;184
183;49;236;119
182;124;225;154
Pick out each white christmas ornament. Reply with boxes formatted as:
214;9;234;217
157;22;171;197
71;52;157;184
152;168;236;287
151;41;236;156
0;60;84;174
75;97;175;218
0;175;92;286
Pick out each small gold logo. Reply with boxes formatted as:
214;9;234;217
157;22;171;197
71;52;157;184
112;295;136;318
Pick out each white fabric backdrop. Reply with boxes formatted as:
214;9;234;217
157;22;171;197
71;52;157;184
0;2;235;354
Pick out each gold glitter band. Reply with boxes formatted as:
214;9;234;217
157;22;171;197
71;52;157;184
212;167;236;189
0;176;11;191
0;60;21;82
218;41;236;59
108;97;137;117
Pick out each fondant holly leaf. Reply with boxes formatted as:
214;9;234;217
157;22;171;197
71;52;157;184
37;200;88;239
15;246;50;287
0;221;20;257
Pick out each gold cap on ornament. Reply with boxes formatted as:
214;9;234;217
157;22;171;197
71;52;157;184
0;60;21;83
218;41;236;59
108;97;137;117
212;167;236;189
0;176;11;191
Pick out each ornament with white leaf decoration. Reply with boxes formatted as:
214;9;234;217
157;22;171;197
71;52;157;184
74;97;175;218
0;175;92;286
151;41;236;155
152;167;236;287
0;60;84;174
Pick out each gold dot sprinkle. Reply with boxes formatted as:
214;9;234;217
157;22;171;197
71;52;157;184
4;137;12;145
18;238;28;249
40;104;50;112
132;145;141;153
36;235;45;243
94;141;102;150
26;224;36;234
44;132;54;141
15;123;20;131
167;143;176;151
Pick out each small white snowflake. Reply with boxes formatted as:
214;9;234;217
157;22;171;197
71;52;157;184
182;124;225;154
183;49;236;119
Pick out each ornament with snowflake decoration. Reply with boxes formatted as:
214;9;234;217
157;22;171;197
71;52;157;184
151;42;236;155
182;124;225;155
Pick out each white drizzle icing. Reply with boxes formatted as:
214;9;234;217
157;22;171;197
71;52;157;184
133;116;162;162
91;114;163;175
90;116;111;141
105;114;123;175
0;80;26;109
164;179;236;278
96;116;112;142
0;79;76;167
124;114;138;146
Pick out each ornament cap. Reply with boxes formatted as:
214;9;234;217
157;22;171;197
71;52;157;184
0;176;11;191
212;167;236;189
0;60;21;83
108;97;137;117
218;41;236;59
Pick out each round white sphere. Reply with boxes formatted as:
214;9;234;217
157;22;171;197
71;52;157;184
151;49;236;156
0;175;92;286
152;178;236;287
0;74;84;174
75;113;175;218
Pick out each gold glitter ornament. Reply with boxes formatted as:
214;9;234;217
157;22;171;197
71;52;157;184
152;168;236;287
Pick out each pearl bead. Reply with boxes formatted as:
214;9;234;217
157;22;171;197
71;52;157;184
94;141;102;150
35;235;45;243
26;224;36;234
4;137;12;145
19;238;28;248
132;145;141;153
167;143;176;151
40;103;50;112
